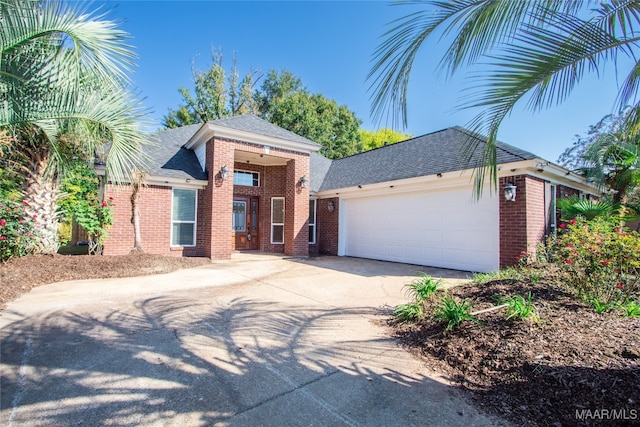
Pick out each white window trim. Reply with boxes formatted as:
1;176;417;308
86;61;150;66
549;184;557;234
171;188;197;247
309;199;317;244
233;169;260;187
271;197;285;244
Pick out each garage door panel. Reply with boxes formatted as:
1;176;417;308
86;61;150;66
343;189;499;272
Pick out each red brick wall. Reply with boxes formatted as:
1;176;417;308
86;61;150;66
104;135;312;259
499;175;546;268
103;184;205;257
284;157;310;256
313;197;339;255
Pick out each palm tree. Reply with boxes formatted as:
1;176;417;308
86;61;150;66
1;0;146;252
369;1;640;195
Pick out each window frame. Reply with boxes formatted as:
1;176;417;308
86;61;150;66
549;184;557;234
233;169;260;187
309;199;317;244
171;188;197;247
270;197;285;244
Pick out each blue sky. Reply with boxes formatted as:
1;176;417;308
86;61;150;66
96;0;628;163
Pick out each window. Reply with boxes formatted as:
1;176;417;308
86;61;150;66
309;200;316;244
234;170;259;187
271;197;284;244
172;189;196;246
232;201;246;231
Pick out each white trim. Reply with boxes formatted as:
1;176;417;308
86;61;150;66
308;199;317;245
184;122;321;155
317;159;602;200
170;188;197;247
270;197;285;245
147;175;208;189
233;169;260;187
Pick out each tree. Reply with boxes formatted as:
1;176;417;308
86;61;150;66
360;128;412;152
263;90;363;159
163;50;258;128
166;66;363;159
1;0;146;253
369;1;640;195
560;110;640;207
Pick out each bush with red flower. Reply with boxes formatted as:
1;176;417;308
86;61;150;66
0;196;42;261
544;216;640;306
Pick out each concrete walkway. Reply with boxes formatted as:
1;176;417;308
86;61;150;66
0;255;504;426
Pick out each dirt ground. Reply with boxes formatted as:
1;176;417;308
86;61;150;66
390;279;640;426
2;254;639;425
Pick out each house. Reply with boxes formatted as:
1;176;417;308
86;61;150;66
101;115;600;272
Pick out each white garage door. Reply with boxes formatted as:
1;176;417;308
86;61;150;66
341;188;499;272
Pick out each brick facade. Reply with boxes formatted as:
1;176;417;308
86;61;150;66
499;175;548;268
312;197;339;256
103;134;311;259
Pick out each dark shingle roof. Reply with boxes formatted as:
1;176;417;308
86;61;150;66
317;126;538;191
211;115;321;147
142;124;207;180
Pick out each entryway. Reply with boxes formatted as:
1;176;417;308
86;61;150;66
232;196;259;250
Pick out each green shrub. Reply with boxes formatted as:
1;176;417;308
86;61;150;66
434;294;477;331
545;216;640;306
592;298;616;314
621;300;640;317
393;302;424;323
0;196;41;261
505;292;539;321
404;272;441;302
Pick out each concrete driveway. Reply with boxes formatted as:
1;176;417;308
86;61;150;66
1;255;504;426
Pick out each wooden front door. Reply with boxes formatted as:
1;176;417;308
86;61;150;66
232;196;259;250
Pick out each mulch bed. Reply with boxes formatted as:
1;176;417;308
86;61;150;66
0;253;210;310
390;279;640;426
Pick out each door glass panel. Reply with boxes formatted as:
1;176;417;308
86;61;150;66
233;201;246;232
251;201;258;232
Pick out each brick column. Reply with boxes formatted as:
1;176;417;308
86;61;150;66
203;138;235;259
284;156;310;256
499;175;546;268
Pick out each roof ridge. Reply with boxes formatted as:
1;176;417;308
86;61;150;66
453;126;536;161
333;127;456;162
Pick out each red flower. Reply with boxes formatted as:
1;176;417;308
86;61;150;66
559;223;567;229
617;283;624;290
601;261;609;267
566;259;574;264
102;201;108;207
0;219;5;228
108;196;114;201
569;219;577;224
22;200;29;206
0;235;6;240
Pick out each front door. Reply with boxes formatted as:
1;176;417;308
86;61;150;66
232;196;259;250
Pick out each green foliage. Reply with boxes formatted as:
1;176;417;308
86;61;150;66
544;216;640;306
403;273;441;302
621;300;640;317
393;302;424;323
557;196;619;221
264;91;363;159
369;1;640;198
165;64;364;159
359;128;412;152
505;292;539;322
58;163;113;254
592;298;616;314
0;196;41;261
434;295;477;332
1;0;146;185
163;50;258;128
